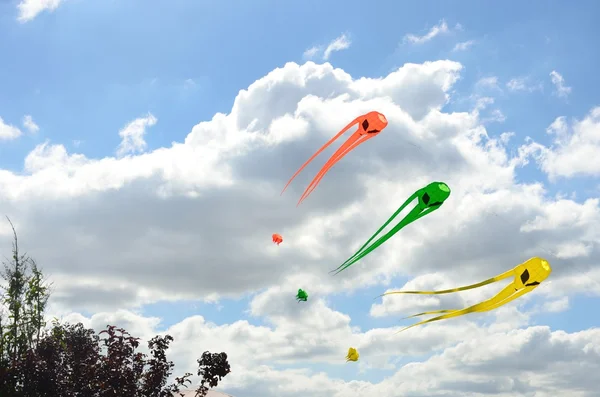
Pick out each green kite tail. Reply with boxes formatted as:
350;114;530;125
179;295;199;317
331;182;451;275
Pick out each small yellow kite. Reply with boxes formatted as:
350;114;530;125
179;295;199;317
345;347;359;362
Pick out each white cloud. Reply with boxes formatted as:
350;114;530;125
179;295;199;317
183;78;196;89
473;96;494;111
541;296;569;313
0;116;22;140
2;60;596;305
16;0;65;23
549;70;572;98
507;78;526;91
22;114;40;133
452;40;475;52
323;34;351;60
476;76;500;90
1;60;599;396
520;107;600;179
403;20;451;44
506;77;543;93
116;113;157;157
302;46;321;59
53;308;600;397
302;34;351;61
2;60;596;304
483;109;506;123
471;96;505;124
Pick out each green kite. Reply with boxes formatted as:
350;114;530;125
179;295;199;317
296;289;308;302
331;182;451;275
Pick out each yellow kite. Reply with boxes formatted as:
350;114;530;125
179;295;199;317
380;257;552;333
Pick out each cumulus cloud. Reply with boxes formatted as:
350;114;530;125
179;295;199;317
17;0;65;23
1;59;597;307
0;116;22;140
303;33;352;61
22;114;40;133
57;308;600;397
403;20;455;44
520;107;600;179
116;112;157;157
549;70;572;98
1;60;599;396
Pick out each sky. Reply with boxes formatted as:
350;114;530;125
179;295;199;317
0;0;599;396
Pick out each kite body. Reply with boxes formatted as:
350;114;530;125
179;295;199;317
345;347;359;362
281;111;388;206
331;182;451;275
272;233;283;245
296;289;308;302
381;257;552;333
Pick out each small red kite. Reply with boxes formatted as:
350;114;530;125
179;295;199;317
272;233;283;245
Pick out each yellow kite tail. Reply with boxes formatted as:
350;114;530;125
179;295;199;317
380;267;515;298
401;309;456;319
396;284;535;334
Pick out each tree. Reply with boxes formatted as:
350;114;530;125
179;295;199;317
196;351;232;397
0;218;231;396
0;216;51;393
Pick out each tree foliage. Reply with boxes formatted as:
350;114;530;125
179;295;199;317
197;352;231;396
0;217;230;397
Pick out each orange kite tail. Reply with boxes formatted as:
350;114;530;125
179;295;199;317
280;116;361;196
296;134;373;206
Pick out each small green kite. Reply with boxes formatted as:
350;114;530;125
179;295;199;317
331;181;451;275
296;289;308;302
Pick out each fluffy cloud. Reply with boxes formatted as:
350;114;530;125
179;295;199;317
59;308;600;397
1;60;468;308
1;60;599;396
17;0;65;23
2;59;597;308
519;107;600;179
0;116;23;140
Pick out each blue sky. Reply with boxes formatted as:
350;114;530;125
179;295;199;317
2;0;598;168
1;1;599;395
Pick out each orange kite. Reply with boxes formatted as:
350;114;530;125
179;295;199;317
272;233;283;245
281;111;388;206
